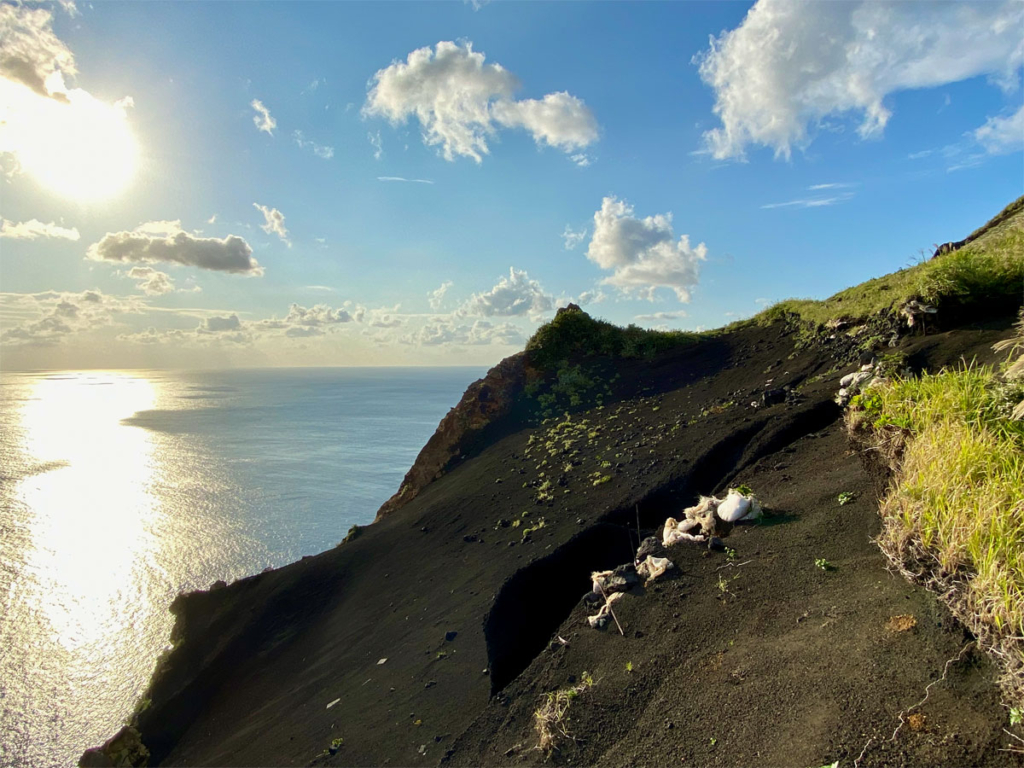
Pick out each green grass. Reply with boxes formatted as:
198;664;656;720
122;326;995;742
847;362;1024;700
756;199;1024;330
525;307;700;371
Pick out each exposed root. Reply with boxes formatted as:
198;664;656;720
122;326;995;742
853;737;873;768
890;641;975;743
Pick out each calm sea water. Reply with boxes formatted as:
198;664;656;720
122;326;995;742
0;367;482;767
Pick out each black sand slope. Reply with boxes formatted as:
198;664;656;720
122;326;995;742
90;315;1021;768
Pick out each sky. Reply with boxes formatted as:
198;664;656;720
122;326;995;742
1;0;1022;370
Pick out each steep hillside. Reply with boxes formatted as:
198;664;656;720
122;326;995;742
82;200;1024;768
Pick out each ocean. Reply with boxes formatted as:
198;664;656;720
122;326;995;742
0;367;483;767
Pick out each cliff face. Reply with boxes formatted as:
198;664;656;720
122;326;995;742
373;351;531;521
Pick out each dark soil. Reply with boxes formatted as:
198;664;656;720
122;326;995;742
102;314;1022;767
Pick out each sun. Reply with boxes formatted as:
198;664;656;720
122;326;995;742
0;79;139;202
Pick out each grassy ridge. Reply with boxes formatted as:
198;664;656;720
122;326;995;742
848;358;1024;701
757;197;1024;329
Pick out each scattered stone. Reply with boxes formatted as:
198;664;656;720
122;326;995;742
424;680;436;689
637;555;674;584
377;658;388;665
209;579;227;591
444;630;458;642
326;697;340;709
587;591;624;629
463;534;478;543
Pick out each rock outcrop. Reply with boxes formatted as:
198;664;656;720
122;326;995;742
374;352;530;521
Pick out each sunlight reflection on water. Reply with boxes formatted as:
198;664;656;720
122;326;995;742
0;372;268;767
0;366;480;767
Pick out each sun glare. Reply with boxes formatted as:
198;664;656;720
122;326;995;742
0;79;139;202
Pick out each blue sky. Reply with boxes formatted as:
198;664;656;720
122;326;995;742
1;0;1022;369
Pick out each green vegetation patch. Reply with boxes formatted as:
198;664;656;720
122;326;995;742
526;308;699;371
847;361;1024;701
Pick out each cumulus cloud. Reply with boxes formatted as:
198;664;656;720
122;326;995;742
461;268;554;317
428;280;453;310
403;318;524;347
973;103;1024;155
87;223;262;275
1;218;79;240
251;99;276;135
0;288;142;346
253;203;289;244
363;40;597;163
586;196;706;302
696;0;1024;160
562;224;587;250
0;4;75;100
127;266;174;295
293;130;334;159
570;153;591;168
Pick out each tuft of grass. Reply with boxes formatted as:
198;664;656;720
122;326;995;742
847;362;1024;702
534;671;595;755
837;491;856;506
815;558;835;571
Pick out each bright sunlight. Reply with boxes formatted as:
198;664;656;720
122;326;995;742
0;78;138;202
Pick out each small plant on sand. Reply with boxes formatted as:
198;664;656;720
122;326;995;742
625;661;634;673
815;558;835;571
837;491;856;506
1011;707;1023;726
735;483;754;496
534;671;595;756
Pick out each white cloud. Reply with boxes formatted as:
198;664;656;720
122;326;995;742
126;266;174;295
0;4;75;100
132;219;182;236
1;218;79;240
461;267;554;317
695;0;1024;160
368;130;383;160
562;224;587;250
253;203;290;244
570;153;591;168
808;182;853;191
363;41;597;163
403;318;524;347
491;91;599;152
377;176;434;184
87;226;262;275
428;280;453;310
973;103;1024;155
250;98;276;135
206;214;218;224
586;196;706;302
0;5;137;201
0;288;143;346
293;130;334;159
635;310;688;323
761;194;853;209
